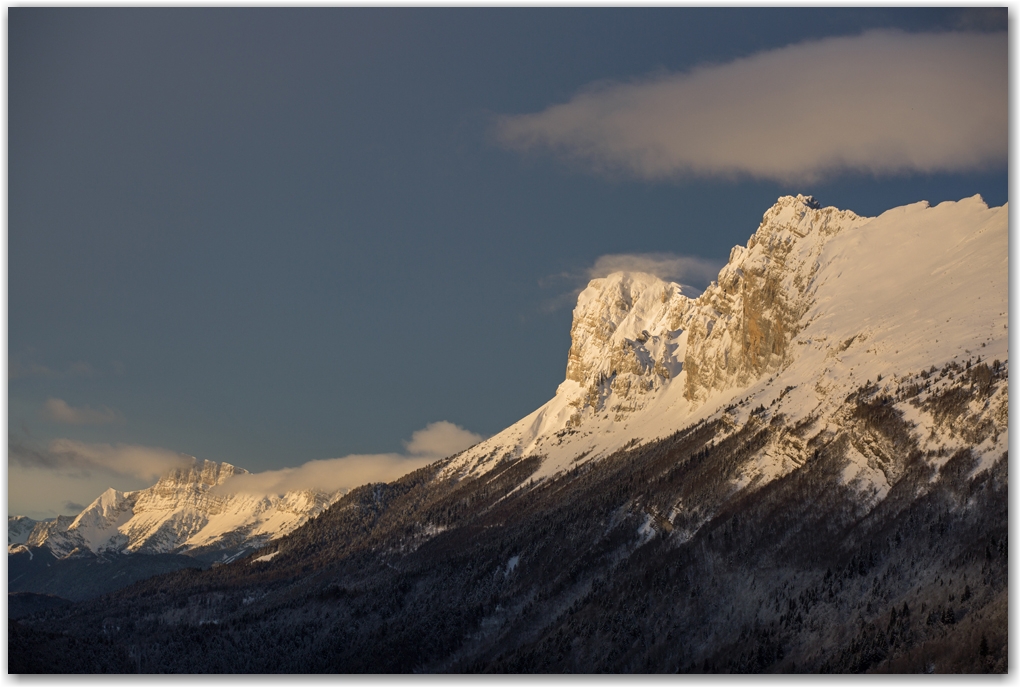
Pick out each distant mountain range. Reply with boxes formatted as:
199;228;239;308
11;459;339;558
10;195;1007;673
9;458;341;600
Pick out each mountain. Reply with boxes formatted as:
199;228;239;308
10;459;342;602
9;195;1007;674
447;194;1007;490
19;459;341;559
8;515;37;547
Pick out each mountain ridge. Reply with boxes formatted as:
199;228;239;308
10;193;1008;673
443;194;1007;494
15;457;342;558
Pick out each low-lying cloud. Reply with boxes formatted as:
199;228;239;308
215;421;484;497
496;29;1006;183
9;437;194;482
214;454;431;497
10;422;484;502
44;398;124;426
6;419;485;515
543;251;722;311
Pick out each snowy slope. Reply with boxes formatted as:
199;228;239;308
8;515;37;548
443;195;1008;496
28;459;342;557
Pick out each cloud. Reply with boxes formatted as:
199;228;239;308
542;252;722;311
213;454;431;497
404;421;484;457
9;437;194;482
496;29;1006;183
8;422;484;515
586;253;722;285
44;398;124;426
216;421;484;497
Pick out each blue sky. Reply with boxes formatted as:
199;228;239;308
8;8;1007;517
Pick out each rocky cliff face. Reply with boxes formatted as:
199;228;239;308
562;272;694;425
682;195;867;404
444;194;1008;497
24;459;342;557
556;195;868;422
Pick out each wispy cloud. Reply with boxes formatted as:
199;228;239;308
586;253;721;285
44;398;124;426
496;29;1006;183
9;422;483;502
9;359;99;380
9;437;194;482
215;421;484;497
543;252;722;311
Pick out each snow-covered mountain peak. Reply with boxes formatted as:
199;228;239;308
74;487;131;524
561;271;694;425
557;195;869;424
21;459;341;558
8;515;37;548
443;194;1007;493
682;196;870;405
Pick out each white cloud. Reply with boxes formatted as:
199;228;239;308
44;398;124;425
9;437;194;482
216;421;484;497
404;421;483;457
213;454;431;496
9;422;484;507
497;30;1006;183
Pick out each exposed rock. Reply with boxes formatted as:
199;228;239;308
562;271;693;424
444;194;1007;500
683;195;867;405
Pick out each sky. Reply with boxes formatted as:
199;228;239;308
8;8;1008;519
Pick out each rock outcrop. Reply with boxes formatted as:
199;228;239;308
682;195;867;404
562;271;694;424
444;194;1008;495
